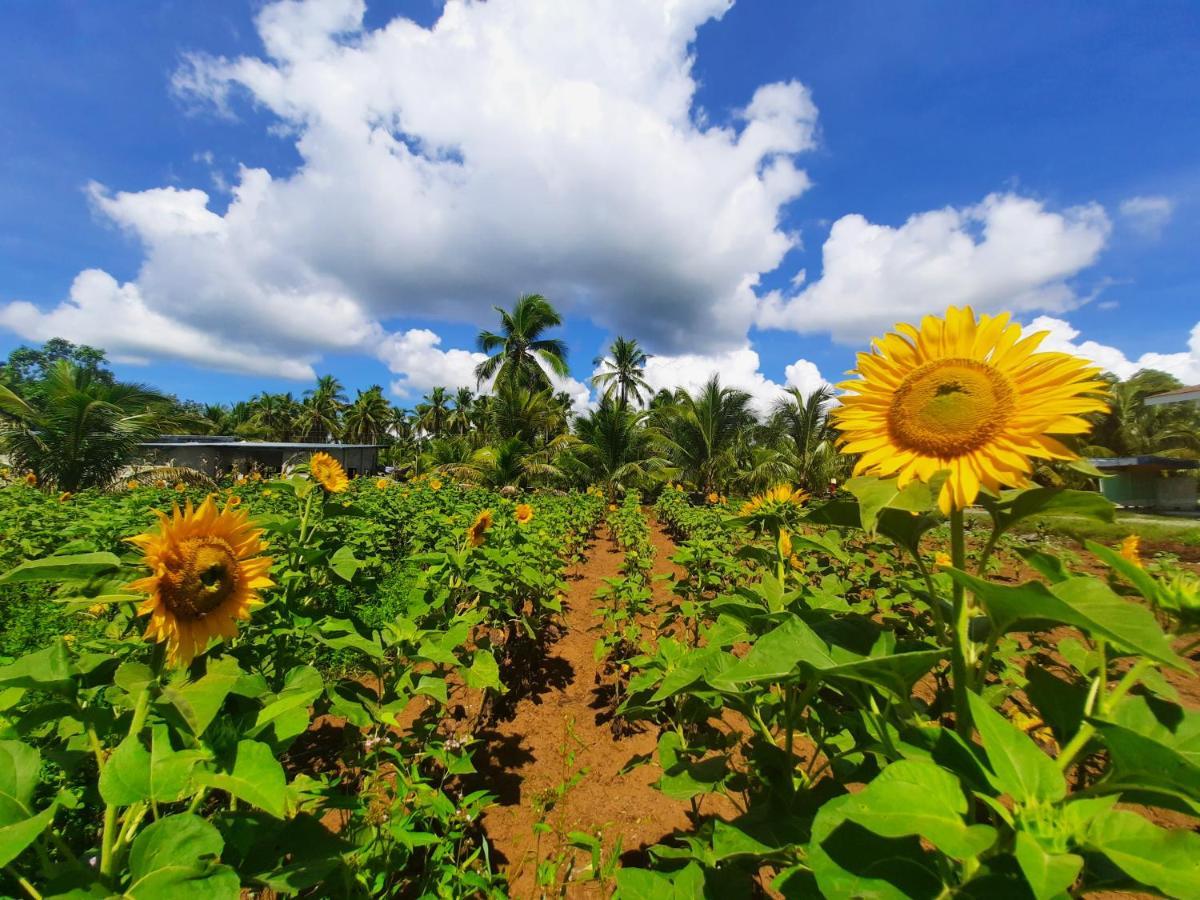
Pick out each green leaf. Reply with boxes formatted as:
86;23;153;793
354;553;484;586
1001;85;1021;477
983;487;1114;534
710;819;775;862
317;618;383;659
946;571;1185;670
99;735;152;806
1013;832;1081;900
713;614;944;699
329;545;364;583
846;476;936;534
968;694;1065;805
149;726;207;804
197;740;288;819
0;740;57;868
159;656;242;738
465;651;503;692
0;740;41;819
1090;719;1200;814
1084;808;1200;898
0;551;121;584
0;642;75;693
126;814;239;900
1085;540;1161;604
250;666;322;745
843;759;997;860
810;794;944;900
415;676;448;705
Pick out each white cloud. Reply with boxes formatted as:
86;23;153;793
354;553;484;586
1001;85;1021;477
1119;195;1174;239
0;269;316;379
1;0;821;380
1029;315;1200;384
638;346;828;417
758;193;1111;343
376;328;486;399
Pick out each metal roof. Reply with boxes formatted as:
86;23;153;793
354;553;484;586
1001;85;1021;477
141;441;383;449
1145;385;1200;406
1088;455;1200;470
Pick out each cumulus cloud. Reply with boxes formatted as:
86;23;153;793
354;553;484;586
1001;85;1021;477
0;0;822;385
758;193;1111;343
376;328;486;399
1029;315;1200;384
1119;195;1174;239
0;269;317;379
636;346;828;417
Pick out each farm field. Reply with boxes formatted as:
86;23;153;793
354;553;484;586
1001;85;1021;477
2;456;1199;898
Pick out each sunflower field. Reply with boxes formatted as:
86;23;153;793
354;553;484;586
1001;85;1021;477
2;308;1200;899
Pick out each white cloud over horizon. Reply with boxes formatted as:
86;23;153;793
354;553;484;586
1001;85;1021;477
758;192;1112;343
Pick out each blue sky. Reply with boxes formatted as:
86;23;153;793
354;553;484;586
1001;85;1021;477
1;0;1197;411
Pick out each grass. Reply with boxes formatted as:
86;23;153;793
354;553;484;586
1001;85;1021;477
1013;510;1200;547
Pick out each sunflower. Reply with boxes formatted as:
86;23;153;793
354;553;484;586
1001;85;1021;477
467;509;493;547
740;484;810;516
706;492;720;504
127;479;139;490
24;472;36;487
227;494;242;507
1119;534;1142;569
430;478;443;491
515;503;534;525
376;477;390;490
58;491;73;503
934;551;953;569
127;496;274;666
309;452;349;493
833;306;1110;515
174;483;186;493
155;480;167;490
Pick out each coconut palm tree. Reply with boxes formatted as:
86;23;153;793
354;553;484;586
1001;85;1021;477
474;294;569;391
343;386;394;444
447;387;476;437
444;436;564;491
573;399;670;499
0;360;182;491
296;376;346;442
763;385;848;492
249;392;300;441
416;387;453;438
652;376;756;493
1085;370;1200;457
592;336;652;408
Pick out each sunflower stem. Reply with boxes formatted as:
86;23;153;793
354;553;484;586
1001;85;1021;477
99;681;153;882
949;509;974;739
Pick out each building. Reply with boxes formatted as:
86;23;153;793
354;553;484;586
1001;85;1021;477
1090;455;1199;512
138;436;383;478
1144;384;1200;407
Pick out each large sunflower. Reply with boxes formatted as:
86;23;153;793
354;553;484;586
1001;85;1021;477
127;497;274;666
833;306;1110;514
310;452;349;493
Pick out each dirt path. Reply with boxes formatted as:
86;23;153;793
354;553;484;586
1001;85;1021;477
476;517;705;898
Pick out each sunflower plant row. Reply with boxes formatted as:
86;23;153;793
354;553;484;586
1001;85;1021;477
615;309;1200;898
0;455;602;898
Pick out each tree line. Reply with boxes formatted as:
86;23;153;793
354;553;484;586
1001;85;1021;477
1;297;1197;493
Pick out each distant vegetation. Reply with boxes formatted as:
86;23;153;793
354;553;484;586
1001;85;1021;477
1;298;1197;494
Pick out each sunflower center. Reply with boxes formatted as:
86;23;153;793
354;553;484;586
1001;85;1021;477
162;537;241;620
887;358;1015;457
